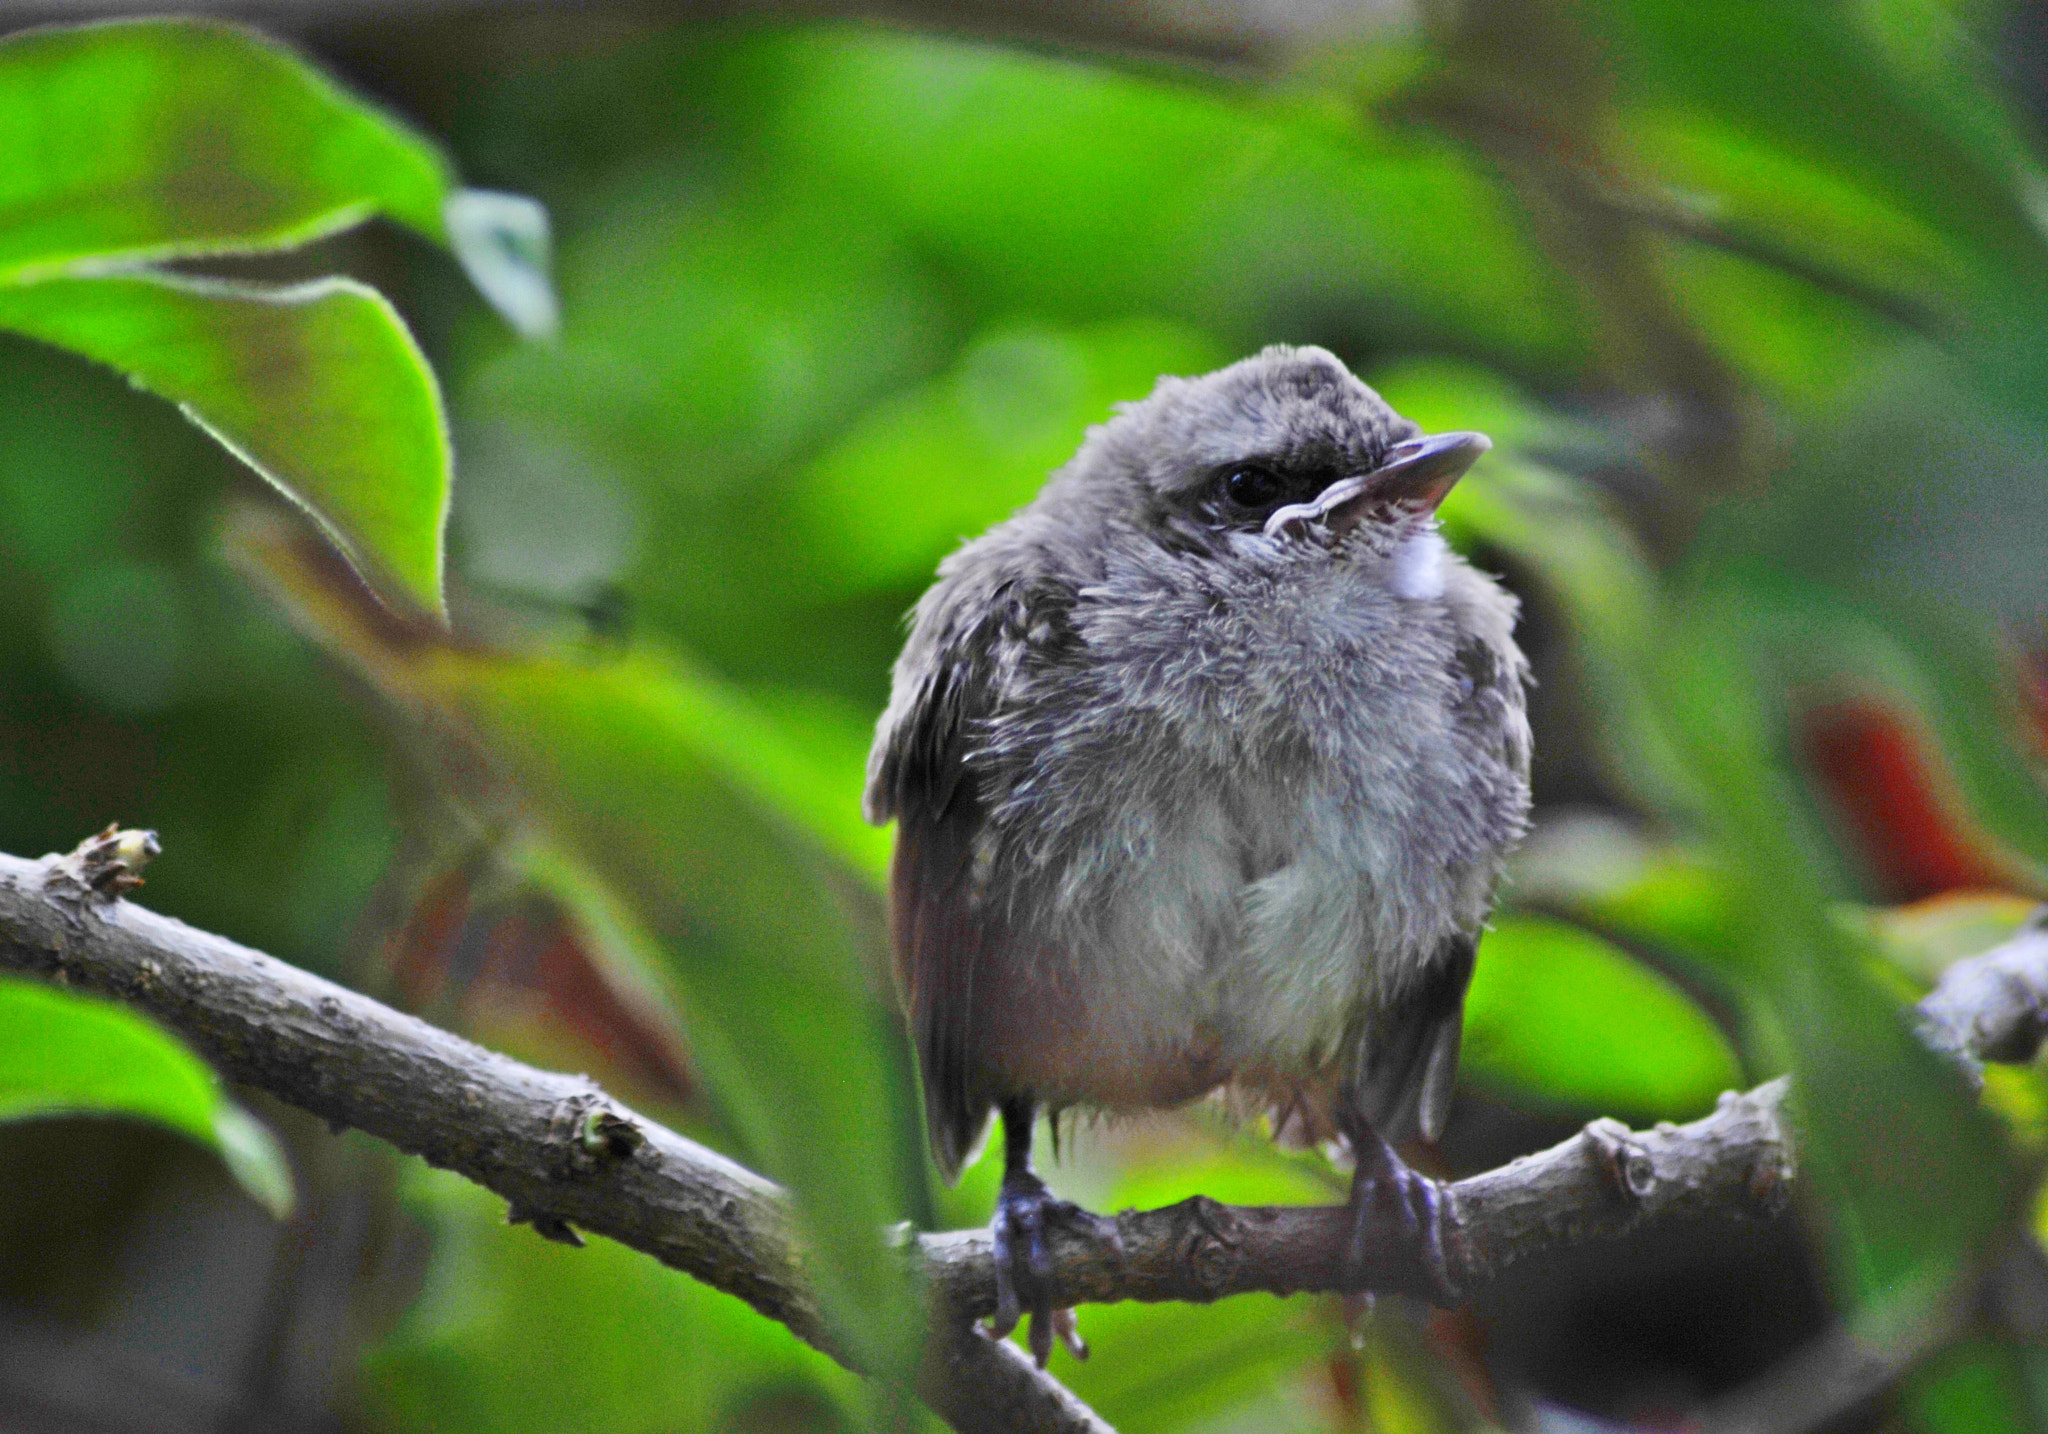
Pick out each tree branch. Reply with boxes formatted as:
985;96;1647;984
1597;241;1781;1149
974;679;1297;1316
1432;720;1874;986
920;1082;1795;1319
1917;906;2048;1072
2;834;2041;1434
4;841;1113;1434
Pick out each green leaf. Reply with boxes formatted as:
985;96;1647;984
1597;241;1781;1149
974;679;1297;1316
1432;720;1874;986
0;17;569;621
1057;1293;1328;1434
465;168;944;488
1511;816;1749;976
743;685;894;886
0;974;292;1217
0;18;559;339
0;271;450;616
1646;593;2015;1320
444;678;924;1378
454;163;946;681
1464;915;1742;1119
1652;231;1913;411
1904;1336;2037;1434
0;17;449;281
1408;0;2047;355
480;26;1584;383
429;661;923;1355
233;516;925;1381
362;1163;863;1434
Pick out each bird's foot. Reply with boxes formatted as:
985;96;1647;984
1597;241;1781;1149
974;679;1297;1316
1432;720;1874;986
1345;1131;1457;1304
987;1170;1122;1366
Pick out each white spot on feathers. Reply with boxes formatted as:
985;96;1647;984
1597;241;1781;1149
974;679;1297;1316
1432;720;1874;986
1389;528;1447;602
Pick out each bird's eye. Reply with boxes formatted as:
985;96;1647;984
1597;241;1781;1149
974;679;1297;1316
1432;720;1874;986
1222;467;1283;509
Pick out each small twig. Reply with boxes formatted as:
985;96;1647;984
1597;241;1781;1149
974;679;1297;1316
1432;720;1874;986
3;835;2044;1434
1916;908;2048;1073
42;822;160;907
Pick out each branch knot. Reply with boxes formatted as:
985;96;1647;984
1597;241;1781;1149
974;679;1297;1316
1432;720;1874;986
1177;1195;1245;1294
548;1091;647;1174
1583;1117;1657;1202
43;824;160;912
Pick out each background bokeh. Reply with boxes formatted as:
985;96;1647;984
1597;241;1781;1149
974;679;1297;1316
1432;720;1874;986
6;2;2048;1431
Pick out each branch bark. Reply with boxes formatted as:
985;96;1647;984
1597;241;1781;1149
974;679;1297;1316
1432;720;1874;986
2;835;2041;1434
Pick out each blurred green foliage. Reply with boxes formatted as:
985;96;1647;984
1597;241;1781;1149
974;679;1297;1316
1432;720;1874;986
361;1164;870;1434
9;4;2048;1433
1461;915;1741;1118
0;975;291;1217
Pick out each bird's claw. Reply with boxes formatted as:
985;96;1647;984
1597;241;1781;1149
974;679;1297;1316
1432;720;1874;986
1345;1135;1457;1304
985;1171;1118;1366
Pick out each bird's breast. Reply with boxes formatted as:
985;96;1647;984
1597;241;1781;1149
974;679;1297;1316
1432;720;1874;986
969;563;1524;1106
985;736;1483;1105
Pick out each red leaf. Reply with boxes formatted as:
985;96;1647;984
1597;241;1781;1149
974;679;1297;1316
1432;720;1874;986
1800;698;2028;902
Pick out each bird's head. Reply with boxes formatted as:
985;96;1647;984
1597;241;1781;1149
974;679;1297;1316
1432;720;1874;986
1053;345;1488;579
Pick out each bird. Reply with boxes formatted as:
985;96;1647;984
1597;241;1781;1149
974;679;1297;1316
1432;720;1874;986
863;344;1532;1365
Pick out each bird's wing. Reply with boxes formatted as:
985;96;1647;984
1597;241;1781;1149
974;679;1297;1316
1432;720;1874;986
1351;932;1477;1146
865;599;1012;1183
1352;613;1531;1147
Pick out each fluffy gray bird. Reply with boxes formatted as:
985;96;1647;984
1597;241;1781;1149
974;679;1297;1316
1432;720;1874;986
864;345;1531;1363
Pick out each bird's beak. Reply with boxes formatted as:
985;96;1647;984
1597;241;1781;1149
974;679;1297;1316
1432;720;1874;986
1265;431;1492;540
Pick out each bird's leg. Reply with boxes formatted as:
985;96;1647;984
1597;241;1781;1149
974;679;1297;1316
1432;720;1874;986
1340;1115;1457;1304
987;1098;1120;1366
